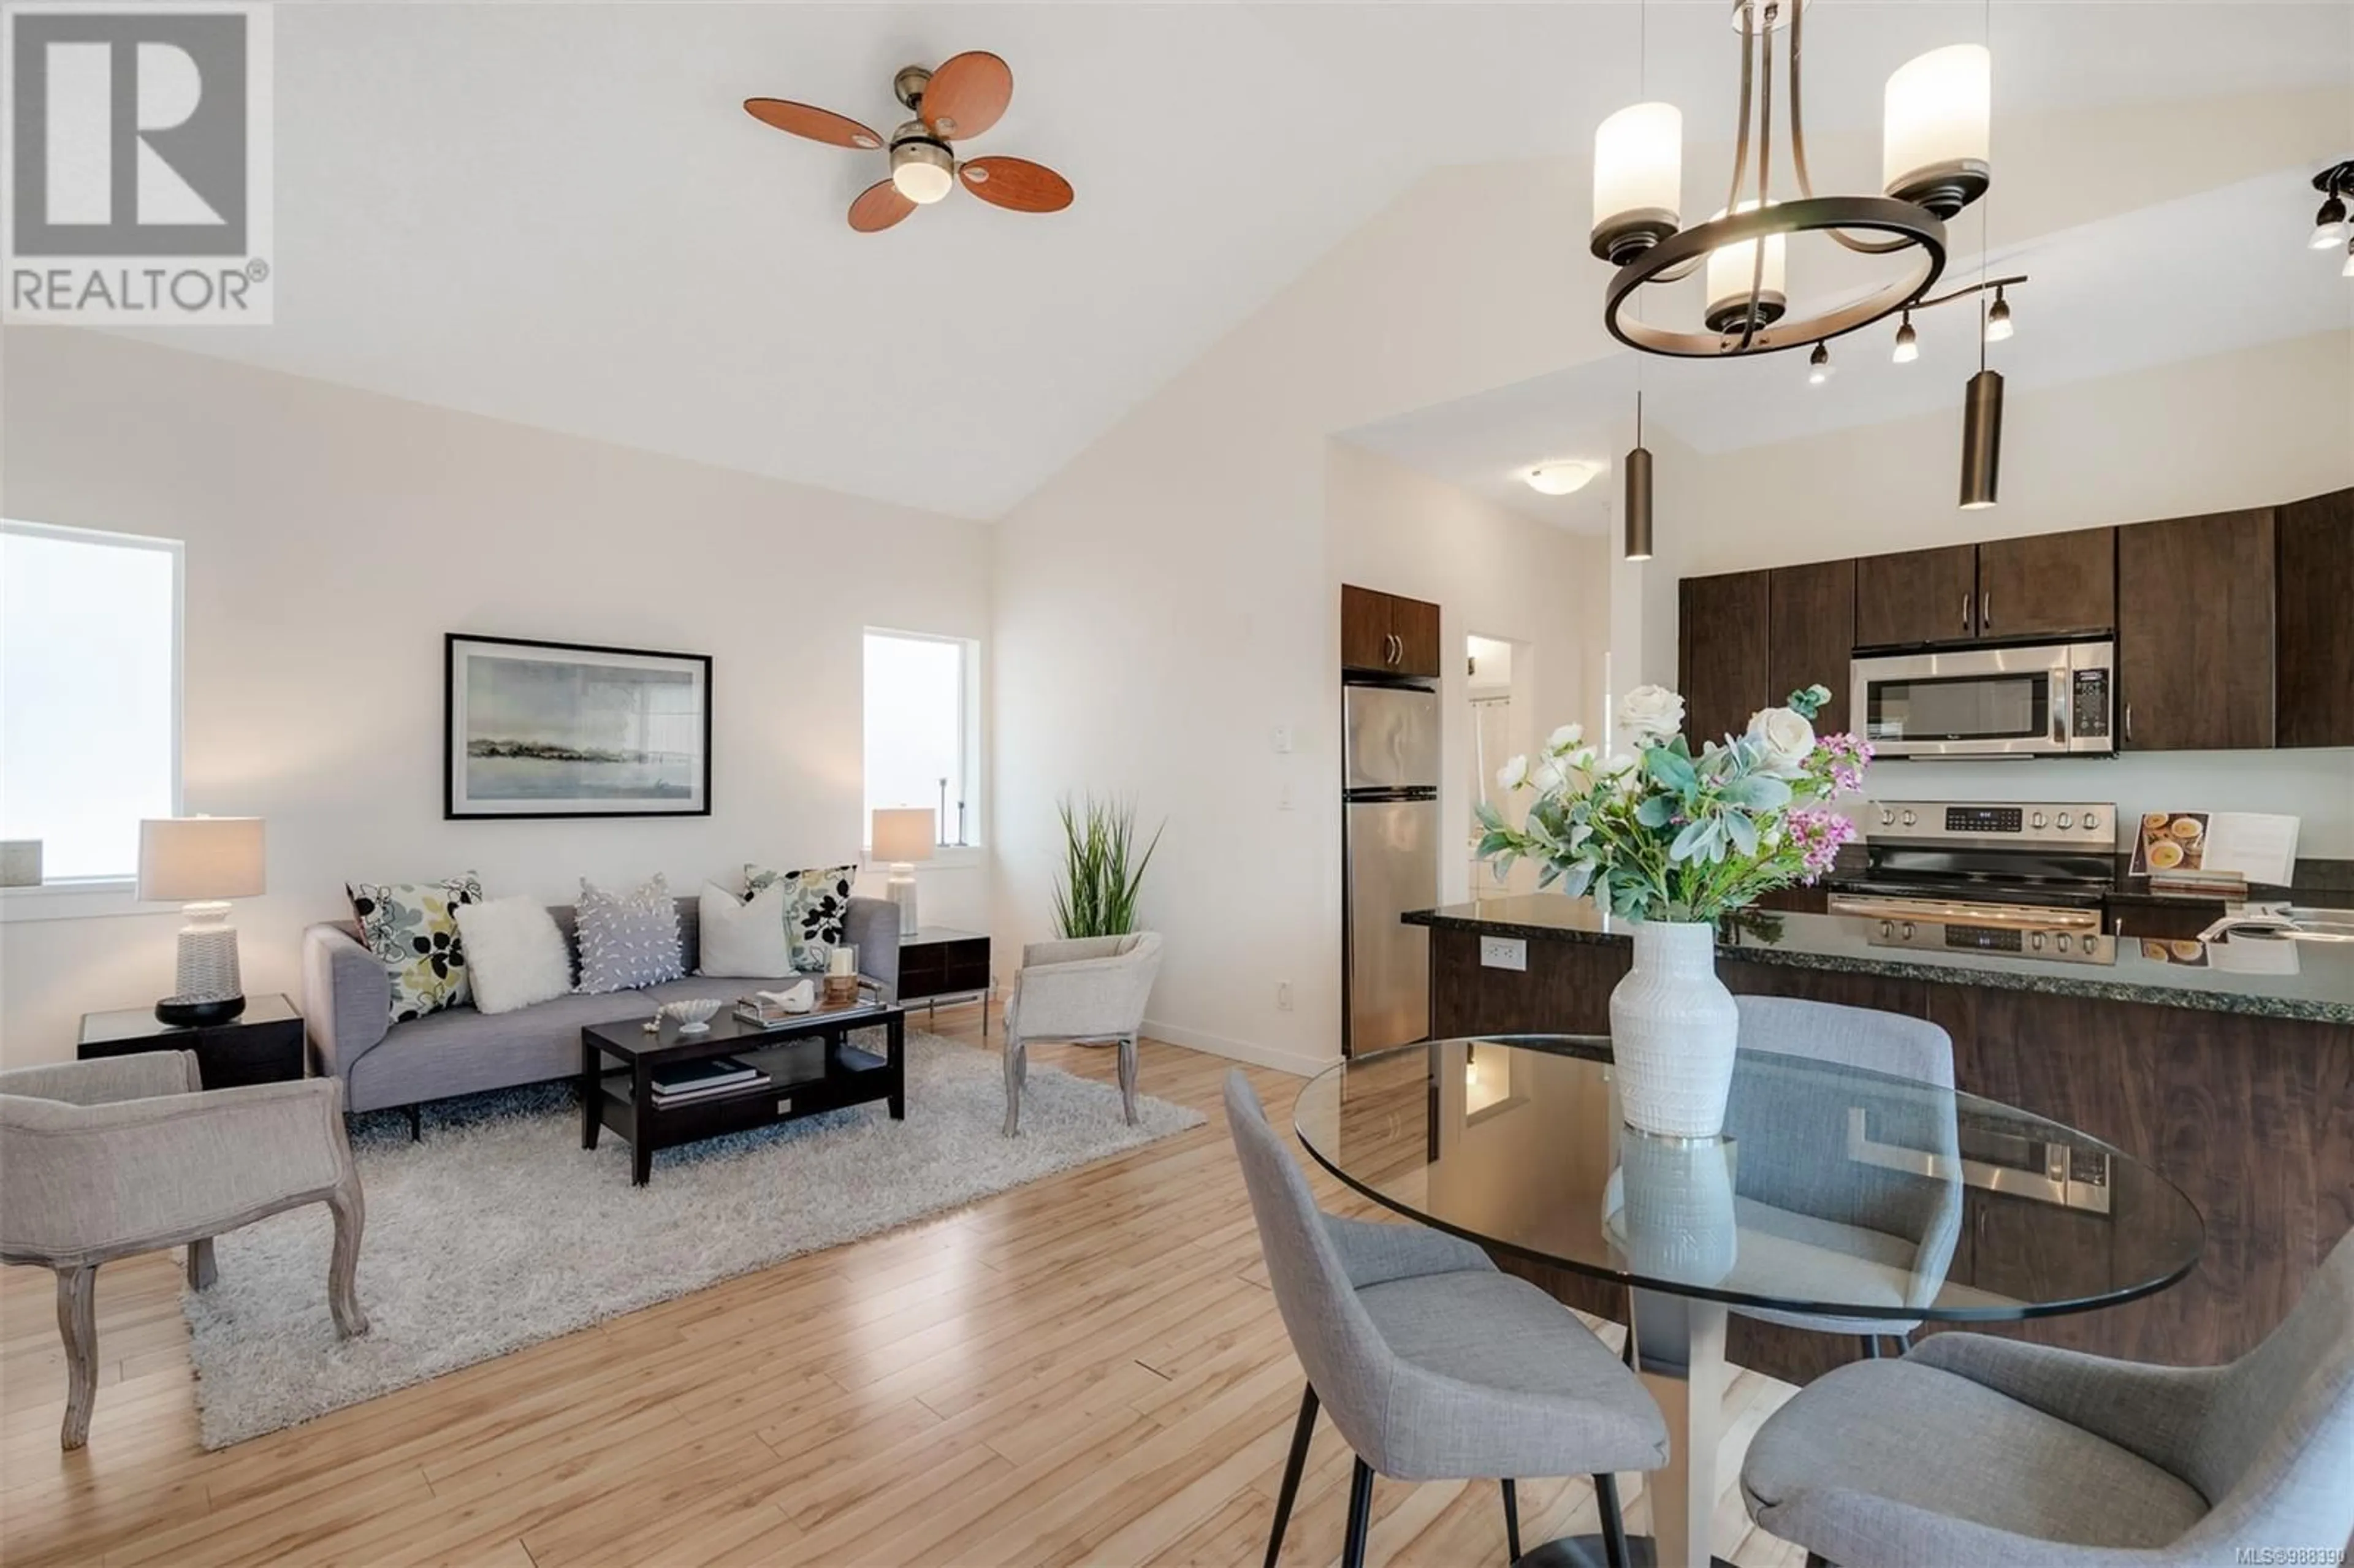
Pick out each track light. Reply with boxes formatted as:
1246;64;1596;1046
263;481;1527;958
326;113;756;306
2312;196;2348;250
1807;342;1833;386
1892;312;1919;364
1984;290;2013;342
2344;239;2354;279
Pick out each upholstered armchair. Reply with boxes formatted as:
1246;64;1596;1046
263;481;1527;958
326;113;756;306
1001;932;1163;1136
0;1052;368;1448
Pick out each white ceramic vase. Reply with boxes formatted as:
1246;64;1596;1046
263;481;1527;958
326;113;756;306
1608;918;1740;1139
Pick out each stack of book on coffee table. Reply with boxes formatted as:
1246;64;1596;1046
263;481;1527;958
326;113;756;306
647;1056;768;1108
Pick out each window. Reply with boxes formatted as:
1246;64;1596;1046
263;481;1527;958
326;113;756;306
862;630;973;849
1;522;181;881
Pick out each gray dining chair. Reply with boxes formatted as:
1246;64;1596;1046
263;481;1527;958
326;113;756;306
1728;996;1963;1361
1742;1228;2354;1567
1225;1071;1667;1568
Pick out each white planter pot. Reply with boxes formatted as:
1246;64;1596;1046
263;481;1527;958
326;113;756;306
1608;918;1739;1138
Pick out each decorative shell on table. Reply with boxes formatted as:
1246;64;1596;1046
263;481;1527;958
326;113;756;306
653;997;724;1034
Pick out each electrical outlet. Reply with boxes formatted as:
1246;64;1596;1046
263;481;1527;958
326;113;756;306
1479;937;1528;972
1271;724;1293;753
1276;981;1293;1011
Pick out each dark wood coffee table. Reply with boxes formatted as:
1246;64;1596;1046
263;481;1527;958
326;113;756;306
580;1000;906;1186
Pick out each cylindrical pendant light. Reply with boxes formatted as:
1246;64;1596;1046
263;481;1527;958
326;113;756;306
1959;368;2004;509
1883;44;1991;217
1623;392;1655;560
1591;102;1683;263
1703;200;1788;334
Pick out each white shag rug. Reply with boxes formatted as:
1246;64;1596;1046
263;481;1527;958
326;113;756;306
181;1030;1202;1448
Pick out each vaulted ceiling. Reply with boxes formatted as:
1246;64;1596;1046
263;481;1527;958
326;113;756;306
105;2;2354;519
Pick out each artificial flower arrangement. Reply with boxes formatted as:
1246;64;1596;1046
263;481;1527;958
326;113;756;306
1474;683;1873;923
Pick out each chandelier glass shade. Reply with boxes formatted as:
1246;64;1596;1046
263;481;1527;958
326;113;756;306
1593;0;1992;359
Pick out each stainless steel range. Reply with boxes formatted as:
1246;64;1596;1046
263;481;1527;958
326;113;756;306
1827;800;2120;965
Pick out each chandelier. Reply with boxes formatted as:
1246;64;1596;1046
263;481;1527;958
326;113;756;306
1591;0;1992;358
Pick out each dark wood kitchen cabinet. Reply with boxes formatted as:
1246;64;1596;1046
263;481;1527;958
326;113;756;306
1976;527;2116;641
2117;508;2276;752
1340;584;1442;678
1767;558;1856;733
1854;543;1979;648
2275;486;2354;748
1678;569;1770;747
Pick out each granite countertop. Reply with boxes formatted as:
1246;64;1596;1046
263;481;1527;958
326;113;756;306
1404;896;2354;1026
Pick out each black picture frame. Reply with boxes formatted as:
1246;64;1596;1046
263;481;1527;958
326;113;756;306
444;634;713;820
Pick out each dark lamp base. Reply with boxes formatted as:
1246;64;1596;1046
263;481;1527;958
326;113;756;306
156;995;247;1028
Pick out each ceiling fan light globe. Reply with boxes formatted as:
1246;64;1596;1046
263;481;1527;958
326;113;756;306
890;142;956;205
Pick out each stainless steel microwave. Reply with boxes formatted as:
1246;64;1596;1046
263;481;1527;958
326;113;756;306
1851;639;2116;758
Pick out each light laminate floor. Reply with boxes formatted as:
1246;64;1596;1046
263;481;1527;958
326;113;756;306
0;1006;1805;1567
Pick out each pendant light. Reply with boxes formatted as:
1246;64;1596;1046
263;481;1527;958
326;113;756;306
1960;300;2004;509
1624;392;1655;561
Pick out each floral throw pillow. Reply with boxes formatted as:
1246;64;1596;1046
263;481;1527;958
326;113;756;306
575;873;686;994
745;862;858;973
348;873;484;1024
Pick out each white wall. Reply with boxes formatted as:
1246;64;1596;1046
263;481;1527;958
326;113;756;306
1675;329;2354;855
1329;441;1611;904
0;330;991;1065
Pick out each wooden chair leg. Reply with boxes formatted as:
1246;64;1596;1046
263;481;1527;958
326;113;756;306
1116;1035;1140;1125
1499;1478;1522;1561
1341;1457;1376;1568
1264;1383;1318;1568
1594;1472;1631;1568
55;1266;98;1450
326;1177;368;1338
185;1236;218;1290
1002;1037;1026;1137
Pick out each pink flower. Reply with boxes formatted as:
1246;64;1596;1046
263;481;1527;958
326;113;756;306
1786;807;1858;880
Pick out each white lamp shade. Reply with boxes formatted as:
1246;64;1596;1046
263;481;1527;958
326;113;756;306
138;817;266;902
1883;44;1990;196
871;807;937;863
1593;102;1683;237
1705;201;1787;322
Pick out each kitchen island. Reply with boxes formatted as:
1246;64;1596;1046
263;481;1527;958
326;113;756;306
1404;896;2353;1385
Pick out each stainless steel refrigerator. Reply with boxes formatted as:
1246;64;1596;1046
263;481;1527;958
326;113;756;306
1343;681;1439;1056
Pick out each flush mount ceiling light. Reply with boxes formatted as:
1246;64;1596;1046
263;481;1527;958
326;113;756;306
1524;461;1599;496
1592;1;1991;358
2310;162;2354;253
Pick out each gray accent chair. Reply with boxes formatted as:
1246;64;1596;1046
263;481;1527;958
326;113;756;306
1742;1228;2354;1567
1729;996;1964;1360
0;1051;367;1449
1001;932;1162;1136
305;894;901;1134
1225;1071;1668;1568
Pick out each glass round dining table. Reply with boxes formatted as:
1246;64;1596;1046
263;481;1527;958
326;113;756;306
1293;1035;2204;1568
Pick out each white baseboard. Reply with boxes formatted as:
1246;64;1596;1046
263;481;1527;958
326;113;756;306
1140;1017;1336;1080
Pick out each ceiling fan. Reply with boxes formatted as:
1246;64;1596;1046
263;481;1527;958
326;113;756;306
744;52;1075;232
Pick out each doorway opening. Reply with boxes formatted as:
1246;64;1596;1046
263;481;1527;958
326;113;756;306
1465;633;1536;897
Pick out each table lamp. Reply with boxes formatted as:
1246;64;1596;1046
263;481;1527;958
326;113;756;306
870;807;935;937
138;816;266;1026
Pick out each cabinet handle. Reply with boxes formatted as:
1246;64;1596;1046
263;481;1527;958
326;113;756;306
2125;704;2133;743
1962;593;1973;636
1981;590;1992;631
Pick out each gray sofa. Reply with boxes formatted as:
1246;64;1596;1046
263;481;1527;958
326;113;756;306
302;896;900;1120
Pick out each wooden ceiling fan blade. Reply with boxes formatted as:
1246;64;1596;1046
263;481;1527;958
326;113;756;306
922;51;1012;140
958;157;1073;213
849;180;917;232
744;98;883;150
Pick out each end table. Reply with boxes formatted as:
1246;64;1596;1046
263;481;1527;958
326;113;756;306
78;993;306;1089
897;927;994;1034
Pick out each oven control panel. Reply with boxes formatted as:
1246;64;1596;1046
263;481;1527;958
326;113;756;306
1868;800;2118;848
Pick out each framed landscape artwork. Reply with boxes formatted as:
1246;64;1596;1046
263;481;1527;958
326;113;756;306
444;634;712;818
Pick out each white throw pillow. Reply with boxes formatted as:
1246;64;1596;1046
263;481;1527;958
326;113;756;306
452;896;573;1016
698;881;793;978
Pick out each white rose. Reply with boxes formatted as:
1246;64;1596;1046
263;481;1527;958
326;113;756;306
1598;751;1636;777
1566;745;1598;775
1547;723;1585;755
1746;706;1817;778
1617;685;1686;748
1496;754;1529;792
1530;758;1567;794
